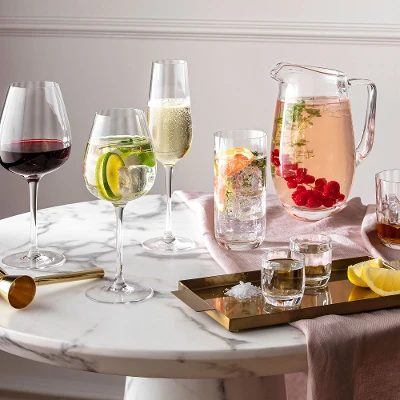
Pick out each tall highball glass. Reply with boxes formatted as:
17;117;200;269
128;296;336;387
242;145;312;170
83;109;156;303
0;81;71;269
142;60;194;252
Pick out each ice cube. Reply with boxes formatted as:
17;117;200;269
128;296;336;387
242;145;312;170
233;191;266;221
118;165;152;198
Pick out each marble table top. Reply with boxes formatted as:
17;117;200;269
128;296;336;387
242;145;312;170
0;195;307;379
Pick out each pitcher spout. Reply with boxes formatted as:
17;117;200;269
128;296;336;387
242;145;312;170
270;62;346;83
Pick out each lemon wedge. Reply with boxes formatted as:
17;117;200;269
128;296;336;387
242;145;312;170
347;258;383;287
361;267;400;296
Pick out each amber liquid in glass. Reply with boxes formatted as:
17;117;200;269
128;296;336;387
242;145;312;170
377;223;400;246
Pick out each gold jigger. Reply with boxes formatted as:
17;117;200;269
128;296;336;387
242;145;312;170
0;267;105;309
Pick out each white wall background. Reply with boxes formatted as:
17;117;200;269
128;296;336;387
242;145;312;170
0;0;398;398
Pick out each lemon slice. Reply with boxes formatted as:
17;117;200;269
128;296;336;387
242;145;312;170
95;152;124;201
347;258;383;287
361;267;400;296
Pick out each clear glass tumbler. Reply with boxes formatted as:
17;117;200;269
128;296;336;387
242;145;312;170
375;170;400;249
214;129;267;250
290;234;332;289
262;248;305;308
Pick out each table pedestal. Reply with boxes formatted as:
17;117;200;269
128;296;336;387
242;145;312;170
124;375;287;400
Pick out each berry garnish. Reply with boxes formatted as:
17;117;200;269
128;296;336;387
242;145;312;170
306;193;322;208
324;181;340;197
338;194;345;202
303;175;315;184
292;191;309;206
272;158;280;167
287;180;298;189
315;178;327;190
272;149;279;157
297;168;307;176
296;185;306;193
284;171;296;181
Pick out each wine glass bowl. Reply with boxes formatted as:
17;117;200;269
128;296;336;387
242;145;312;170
142;59;195;253
83;108;156;304
0;81;71;269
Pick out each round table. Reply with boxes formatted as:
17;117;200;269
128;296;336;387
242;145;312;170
0;195;307;400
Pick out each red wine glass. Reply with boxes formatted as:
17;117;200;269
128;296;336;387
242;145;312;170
0;81;71;269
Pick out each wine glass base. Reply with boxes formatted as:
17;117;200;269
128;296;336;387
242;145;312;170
142;236;195;253
2;250;66;270
85;282;154;304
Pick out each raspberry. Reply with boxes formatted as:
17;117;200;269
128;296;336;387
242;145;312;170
315;178;327;190
296;185;306;193
338;194;345;202
297;168;307;177
272;149;279;157
287;179;298;189
312;190;324;202
303;175;315;184
306;193;322;208
324;181;340;197
284;171;296;181
273;158;280;167
322;196;335;208
292;191;309;206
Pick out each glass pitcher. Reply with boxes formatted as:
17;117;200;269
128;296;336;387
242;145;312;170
270;62;376;221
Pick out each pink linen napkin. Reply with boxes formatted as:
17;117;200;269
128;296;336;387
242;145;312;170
176;191;400;400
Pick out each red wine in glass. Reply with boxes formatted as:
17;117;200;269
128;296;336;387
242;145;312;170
0;139;70;176
0;80;72;270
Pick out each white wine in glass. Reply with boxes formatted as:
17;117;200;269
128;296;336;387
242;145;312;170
143;60;195;252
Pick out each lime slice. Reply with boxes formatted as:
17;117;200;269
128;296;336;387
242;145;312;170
95;152;124;201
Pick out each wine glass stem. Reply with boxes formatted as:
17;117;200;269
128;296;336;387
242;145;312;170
27;177;40;259
164;165;174;242
112;205;126;291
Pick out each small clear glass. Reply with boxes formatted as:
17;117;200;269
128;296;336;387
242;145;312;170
290;234;332;289
214;129;267;250
262;248;305;308
375;170;400;249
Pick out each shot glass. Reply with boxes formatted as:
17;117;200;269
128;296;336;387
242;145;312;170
262;248;305;308
375;170;400;249
214;130;267;250
290;234;332;289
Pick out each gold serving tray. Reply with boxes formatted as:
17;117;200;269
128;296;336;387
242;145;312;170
172;256;400;332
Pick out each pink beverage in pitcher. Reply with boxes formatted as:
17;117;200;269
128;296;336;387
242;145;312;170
271;97;356;221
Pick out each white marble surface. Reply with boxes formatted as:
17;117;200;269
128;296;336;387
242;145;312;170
0;195;307;379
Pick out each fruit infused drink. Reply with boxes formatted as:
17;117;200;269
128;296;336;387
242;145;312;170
214;130;267;250
271;97;356;221
84;135;156;206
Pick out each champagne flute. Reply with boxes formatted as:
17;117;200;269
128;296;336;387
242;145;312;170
0;81;71;269
142;59;195;252
83;108;156;303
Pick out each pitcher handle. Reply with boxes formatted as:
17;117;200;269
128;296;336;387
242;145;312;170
348;79;377;166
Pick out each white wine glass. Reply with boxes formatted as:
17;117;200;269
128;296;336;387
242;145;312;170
0;81;71;270
142;59;195;252
83;108;156;303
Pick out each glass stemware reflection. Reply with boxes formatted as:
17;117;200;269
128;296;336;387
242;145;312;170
142;59;195;253
0;81;71;269
83;108;156;304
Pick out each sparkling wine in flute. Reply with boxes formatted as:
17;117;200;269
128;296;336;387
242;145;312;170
147;98;192;166
142;59;195;252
